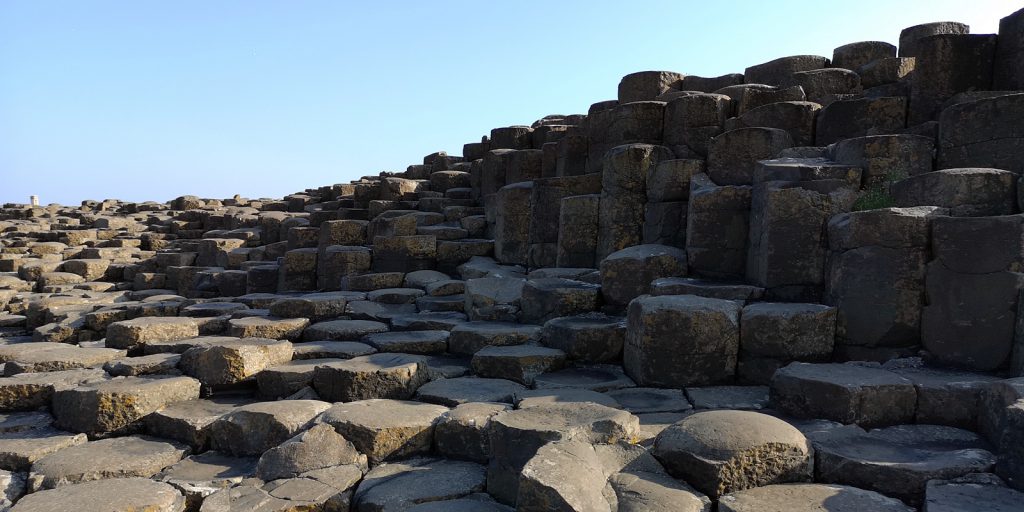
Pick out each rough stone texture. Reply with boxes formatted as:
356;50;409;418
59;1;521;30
28;435;189;491
770;363;916;427
598;144;674;260
600;244;688;308
708;128;794;186
52;375;200;435
180;338;293;388
813;424;996;505
486;402;639;504
208;400;330;456
653;410;812;497
719;483;913;512
625;295;741;387
318;399;448;465
312;353;428;402
892;168;1017;216
686;173;751;278
540;313;625;363
11;478;187;512
923;215;1024;371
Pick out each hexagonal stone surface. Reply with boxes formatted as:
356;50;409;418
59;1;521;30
471;345;567;385
813;424;996;505
891;366;1001;430
227;316;309;341
390;311;467;331
10;478;187;512
0;343;124;375
687;385;769;410
362;330;449;354
435;402;511;463
318;399;448;465
208;400;331;456
144;396;253;451
52;375;201;435
514;388;621;410
448;321;540;355
353;457;486;512
415;376;525;406
533;364;636;392
180;338;293;388
27;435;189;491
106;317;199;350
653;410;812;498
303;319;388;341
718;483;914;512
312;353;427;402
268;292;357;321
156;451;257;509
540;313;626;363
0;427;86;471
486;402;640;504
924;473;1024;512
292;340;376;359
770;362;917;427
605;387;692;414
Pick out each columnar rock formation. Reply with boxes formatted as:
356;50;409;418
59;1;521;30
2;10;1024;512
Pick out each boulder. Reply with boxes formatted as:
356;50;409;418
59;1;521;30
653;410;812;497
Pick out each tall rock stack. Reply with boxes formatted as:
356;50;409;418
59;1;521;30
3;7;1024;511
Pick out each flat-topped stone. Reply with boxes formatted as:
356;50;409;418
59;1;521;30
813;424;996;505
318;399;448;465
415;376;525;406
771;362;917;427
312;353;427;402
106;317;199;350
226;316;309;341
303;319;388;341
156;451;257;509
362;330;449;354
448;321;540;355
0;343;124;375
540;313;625;363
533;364;637;392
27;435;189;491
0;426;86;471
11;478;187;512
353;458;486;512
606;387;692;414
144;396;253;451
718;483;914;512
208;400;331;456
52;375;200;435
471;344;566;385
179;337;292;388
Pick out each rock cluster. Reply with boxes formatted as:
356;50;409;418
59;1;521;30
2;11;1024;511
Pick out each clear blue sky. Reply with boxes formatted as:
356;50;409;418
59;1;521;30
0;1;1015;205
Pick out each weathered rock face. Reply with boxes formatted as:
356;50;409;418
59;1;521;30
922;215;1024;371
6;11;1024;511
653;410;812;497
597;144;674;260
625;295;741;387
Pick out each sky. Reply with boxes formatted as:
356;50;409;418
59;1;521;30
0;1;1017;205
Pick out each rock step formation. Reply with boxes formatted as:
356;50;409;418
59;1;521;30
3;9;1024;511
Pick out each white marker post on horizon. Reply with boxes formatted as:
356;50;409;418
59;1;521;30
30;195;39;207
